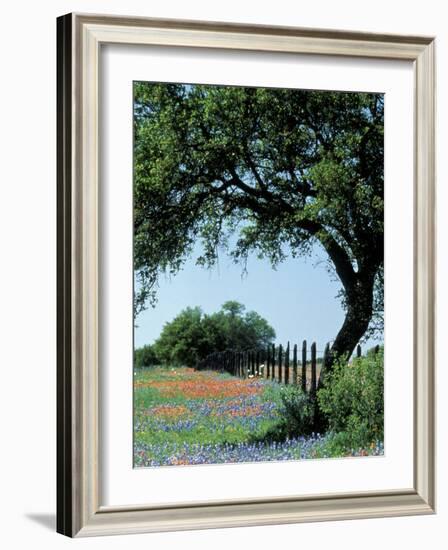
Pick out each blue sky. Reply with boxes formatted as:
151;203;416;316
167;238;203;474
134;243;383;355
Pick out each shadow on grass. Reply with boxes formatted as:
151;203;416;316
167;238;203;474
246;420;314;446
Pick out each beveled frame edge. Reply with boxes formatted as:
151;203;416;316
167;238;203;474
57;14;73;536
56;12;436;538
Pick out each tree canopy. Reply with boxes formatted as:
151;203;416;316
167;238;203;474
134;83;384;364
134;344;159;368
153;301;275;367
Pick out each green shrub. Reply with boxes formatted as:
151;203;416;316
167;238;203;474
317;348;384;449
134;344;159;368
278;385;316;437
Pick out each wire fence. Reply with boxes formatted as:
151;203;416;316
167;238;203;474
196;341;380;394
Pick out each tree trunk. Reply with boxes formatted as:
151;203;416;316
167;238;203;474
313;273;375;433
319;273;375;387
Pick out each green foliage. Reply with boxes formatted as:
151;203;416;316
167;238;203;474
317;348;384;449
152;302;275;367
252;385;316;443
278;386;316;437
134;344;159;368
133;82;384;356
153;307;206;367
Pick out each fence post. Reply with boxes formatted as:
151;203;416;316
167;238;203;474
271;344;275;381
356;344;362;358
278;344;283;383
284;342;290;385
320;342;330;389
266;345;271;379
311;342;317;396
374;344;380;355
293;343;298;385
301;340;307;392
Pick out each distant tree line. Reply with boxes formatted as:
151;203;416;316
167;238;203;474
134;301;275;368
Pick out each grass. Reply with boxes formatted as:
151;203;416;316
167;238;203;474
133;366;383;467
134;367;283;452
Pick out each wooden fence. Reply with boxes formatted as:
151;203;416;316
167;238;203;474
196;342;380;395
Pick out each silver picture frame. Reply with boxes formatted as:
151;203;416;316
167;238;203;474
57;12;436;537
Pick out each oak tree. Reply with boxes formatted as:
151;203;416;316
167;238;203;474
133;83;384;369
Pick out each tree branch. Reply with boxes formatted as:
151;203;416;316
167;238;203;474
294;219;357;289
288;169;317;198
203;172;357;291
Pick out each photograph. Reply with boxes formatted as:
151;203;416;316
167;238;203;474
132;82;385;468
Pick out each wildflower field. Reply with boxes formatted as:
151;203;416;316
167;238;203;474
133;367;383;467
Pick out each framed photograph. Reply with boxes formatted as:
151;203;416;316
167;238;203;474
57;13;435;537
